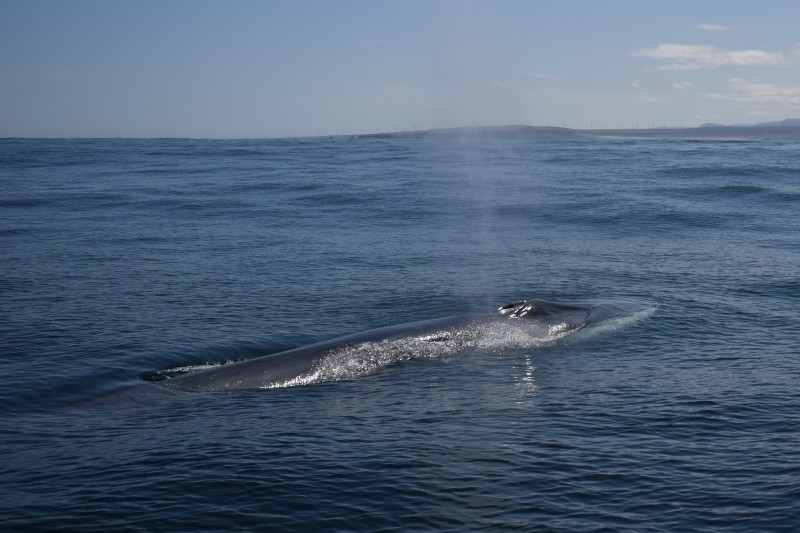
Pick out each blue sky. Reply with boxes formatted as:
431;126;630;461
2;0;799;138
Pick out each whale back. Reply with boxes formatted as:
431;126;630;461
160;299;634;392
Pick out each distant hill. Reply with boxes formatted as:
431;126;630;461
356;125;584;140
755;118;800;127
353;121;800;141
701;118;800;128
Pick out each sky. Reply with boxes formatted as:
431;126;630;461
2;0;799;138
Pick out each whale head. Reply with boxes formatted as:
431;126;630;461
497;299;635;331
498;300;590;320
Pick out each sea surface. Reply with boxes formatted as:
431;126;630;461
1;136;799;531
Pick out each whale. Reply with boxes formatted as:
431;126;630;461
158;299;636;392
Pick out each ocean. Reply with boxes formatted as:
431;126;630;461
1;135;798;531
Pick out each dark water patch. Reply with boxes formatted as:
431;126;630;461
766;190;800;202
656;208;742;229
735;279;800;300
51;192;135;210
648;182;784;205
127;196;261;217
0;226;31;236
219;176;317;194
493;201;742;234
697;183;770;196
0;197;53;207
293;189;381;210
657;165;765;180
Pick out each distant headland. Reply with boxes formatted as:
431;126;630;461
355;119;800;141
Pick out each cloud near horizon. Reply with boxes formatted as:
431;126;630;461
708;78;800;106
695;23;733;32
633;43;784;71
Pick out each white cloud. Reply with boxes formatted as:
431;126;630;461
696;23;733;32
791;44;800;63
672;81;694;90
632;43;785;71
707;78;800;106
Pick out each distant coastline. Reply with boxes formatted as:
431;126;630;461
356;119;800;141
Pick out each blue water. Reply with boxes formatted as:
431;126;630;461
2;136;799;531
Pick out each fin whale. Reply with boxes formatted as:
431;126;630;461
160;299;634;392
